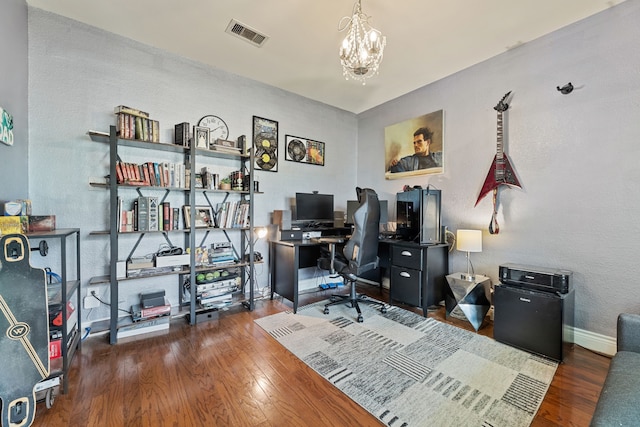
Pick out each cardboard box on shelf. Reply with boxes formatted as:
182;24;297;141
0;215;28;234
28;215;56;232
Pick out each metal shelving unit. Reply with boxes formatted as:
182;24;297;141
88;126;259;344
27;228;81;395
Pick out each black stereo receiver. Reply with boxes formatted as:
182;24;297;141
499;263;572;294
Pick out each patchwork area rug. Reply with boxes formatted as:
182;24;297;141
255;299;558;427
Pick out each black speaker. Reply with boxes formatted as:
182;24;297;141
334;210;345;228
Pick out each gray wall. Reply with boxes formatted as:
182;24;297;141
25;1;640;342
27;9;357;325
358;0;640;339
0;0;29;200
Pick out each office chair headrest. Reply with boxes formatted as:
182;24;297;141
356;187;377;203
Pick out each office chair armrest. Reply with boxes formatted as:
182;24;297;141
349;258;379;276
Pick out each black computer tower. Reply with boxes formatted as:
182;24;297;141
493;284;575;362
396;189;441;244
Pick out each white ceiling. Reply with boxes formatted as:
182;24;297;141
26;0;622;114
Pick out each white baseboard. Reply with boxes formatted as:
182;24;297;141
572;326;616;356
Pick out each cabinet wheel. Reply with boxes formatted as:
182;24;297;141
357;315;364;323
323;308;330;315
45;388;55;409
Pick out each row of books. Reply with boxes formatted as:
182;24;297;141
115;105;160;142
215;201;250;229
116;160;187;189
117;197;181;232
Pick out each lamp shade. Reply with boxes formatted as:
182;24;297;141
255;226;268;239
456;229;482;252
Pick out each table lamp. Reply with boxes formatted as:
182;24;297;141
456;229;482;281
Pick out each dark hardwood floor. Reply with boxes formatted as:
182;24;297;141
34;285;609;426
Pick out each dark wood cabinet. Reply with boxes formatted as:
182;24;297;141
388;242;448;315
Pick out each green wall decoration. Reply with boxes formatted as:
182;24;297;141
1;106;14;146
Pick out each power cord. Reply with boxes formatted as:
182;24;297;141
89;290;131;314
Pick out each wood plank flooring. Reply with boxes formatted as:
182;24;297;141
33;285;610;426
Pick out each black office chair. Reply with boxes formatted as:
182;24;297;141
320;187;387;322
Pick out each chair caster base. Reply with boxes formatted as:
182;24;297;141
357;315;364;323
381;307;387;314
323;307;330;315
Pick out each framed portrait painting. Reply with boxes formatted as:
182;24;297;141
384;109;444;180
252;116;278;172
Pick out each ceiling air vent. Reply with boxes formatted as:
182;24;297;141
225;19;269;47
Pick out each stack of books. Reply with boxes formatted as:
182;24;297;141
197;274;239;310
116;295;171;339
209;241;236;267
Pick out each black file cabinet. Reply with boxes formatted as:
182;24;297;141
389;242;448;315
494;284;575;362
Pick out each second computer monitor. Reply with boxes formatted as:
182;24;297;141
346;199;388;226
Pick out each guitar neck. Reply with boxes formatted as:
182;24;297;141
495;112;505;180
496;112;504;161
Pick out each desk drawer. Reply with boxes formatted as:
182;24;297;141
390;265;422;306
391;245;423;270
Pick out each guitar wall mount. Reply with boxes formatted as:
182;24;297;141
556;82;574;95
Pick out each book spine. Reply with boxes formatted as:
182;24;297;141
133;199;138;231
163;162;169;187
135;116;143;140
140;305;171;318
137;197;149;232
174;122;190;146
152;120;159;143
173;208;180;230
128;115;134;139
163;202;170;231
147;162;156;186
153;163;161;187
115;161;124;184
148;197;159;231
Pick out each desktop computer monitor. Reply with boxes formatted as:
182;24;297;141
294;192;334;226
346;199;388;227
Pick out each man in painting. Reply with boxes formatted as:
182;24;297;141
388;127;442;173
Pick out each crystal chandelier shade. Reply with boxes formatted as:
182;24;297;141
338;0;386;84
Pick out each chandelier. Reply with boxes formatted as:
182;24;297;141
338;0;386;84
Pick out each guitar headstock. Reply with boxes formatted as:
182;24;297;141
494;91;512;112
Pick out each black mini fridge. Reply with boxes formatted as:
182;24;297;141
493;284;574;362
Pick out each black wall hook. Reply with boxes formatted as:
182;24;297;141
557;82;574;94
